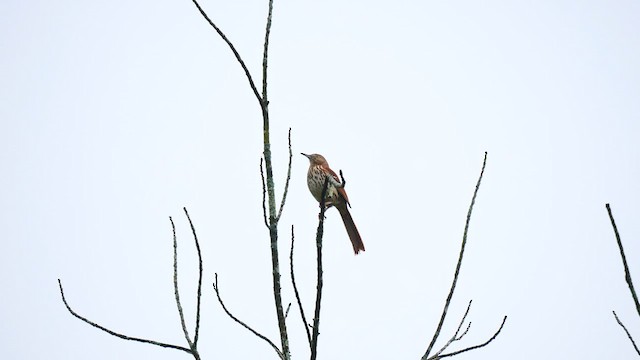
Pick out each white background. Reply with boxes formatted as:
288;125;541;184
2;0;639;358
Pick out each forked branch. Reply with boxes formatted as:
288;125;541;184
189;0;290;357
422;152;507;359
58;208;204;359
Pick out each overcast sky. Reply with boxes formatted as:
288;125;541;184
2;0;640;359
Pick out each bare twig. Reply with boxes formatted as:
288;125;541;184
57;279;192;355
260;158;269;228
606;203;640;318
613;310;640;355
170;216;194;350
277;128;293;221
423;152;503;359
285;303;292;319
189;0;261;105
437;316;507;359
213;273;284;359
290;225;312;347
310;177;329;360
183;208;203;347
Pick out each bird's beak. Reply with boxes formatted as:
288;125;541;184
301;153;310;159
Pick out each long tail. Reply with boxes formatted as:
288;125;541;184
337;205;365;255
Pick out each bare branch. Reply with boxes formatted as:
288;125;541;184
606;203;640;318
257;0;290;355
260;158;269;229
310;177;329;360
170;217;194;350
290;225;312;347
438;316;507;359
183;208;204;347
189;0;262;105
613;310;640;355
57;279;192;354
190;0;290;357
277;128;293;221
422;152;489;359
213;274;284;359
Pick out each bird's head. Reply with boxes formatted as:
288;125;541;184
301;153;327;166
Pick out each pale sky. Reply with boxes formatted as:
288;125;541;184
2;0;640;359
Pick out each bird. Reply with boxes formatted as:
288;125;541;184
301;153;365;254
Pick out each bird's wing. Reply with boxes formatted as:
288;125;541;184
323;165;350;205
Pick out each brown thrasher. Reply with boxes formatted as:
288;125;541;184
302;153;365;254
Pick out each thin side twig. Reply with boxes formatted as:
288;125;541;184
183;208;203;347
310;177;329;360
430;300;473;358
613;310;640;355
422;152;488;359
438;316;507;359
213;273;284;359
57;279;192;354
606;203;640;317
189;0;262;105
170;217;194;350
260;159;269;228
277;128;293;221
290;225;312;347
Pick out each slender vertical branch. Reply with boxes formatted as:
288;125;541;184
422;152;488;359
170;217;194;350
262;0;274;102
183;208;203;348
290;225;312;347
606;203;640;318
259;0;290;357
277;128;293;221
310;177;329;360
